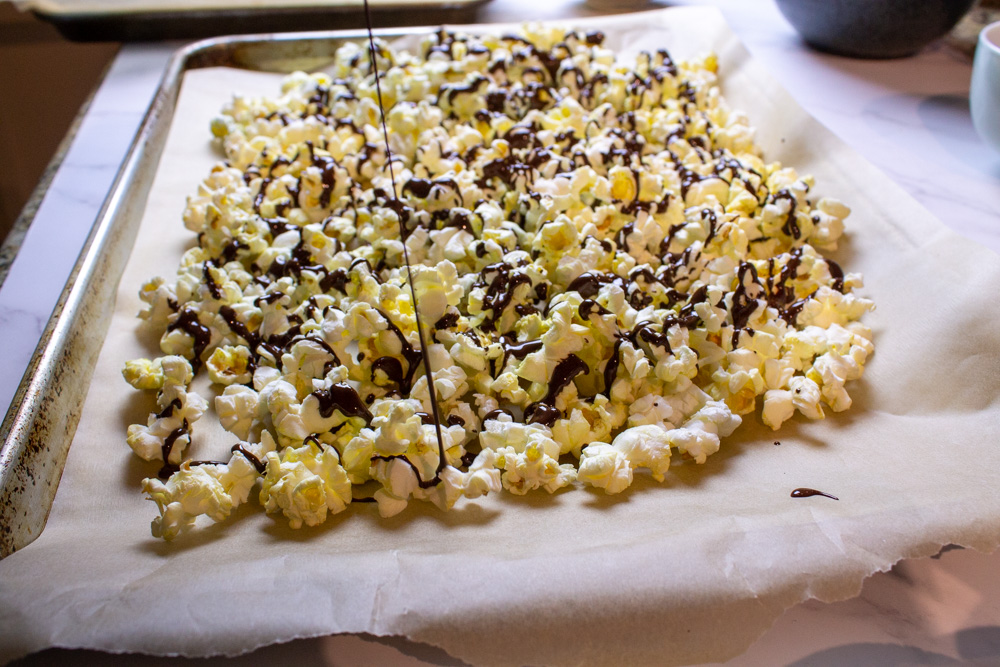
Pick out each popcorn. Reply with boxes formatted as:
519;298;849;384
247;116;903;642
259;441;352;528
123;25;875;539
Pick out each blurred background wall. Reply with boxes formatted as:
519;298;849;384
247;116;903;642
0;2;118;244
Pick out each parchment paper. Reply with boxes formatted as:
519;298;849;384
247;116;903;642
3;8;1000;666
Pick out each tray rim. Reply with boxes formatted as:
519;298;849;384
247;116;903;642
27;0;484;19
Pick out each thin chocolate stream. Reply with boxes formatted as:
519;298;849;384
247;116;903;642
364;0;447;482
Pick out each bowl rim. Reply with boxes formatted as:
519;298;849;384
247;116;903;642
981;21;1000;55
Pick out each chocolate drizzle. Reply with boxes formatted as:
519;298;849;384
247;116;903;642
503;338;543;366
166;309;211;371
311;382;373;424
525;354;589;426
567;271;625;298
791;488;838;501
730;262;760;347
773;189;800;239
158;419;190;478
232;443;267;474
476;262;533;332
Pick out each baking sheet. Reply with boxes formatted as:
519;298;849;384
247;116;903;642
19;0;487;43
3;7;1000;666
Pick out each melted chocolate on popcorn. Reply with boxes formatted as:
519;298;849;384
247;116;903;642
155;398;182;420
312;382;373;424
483;408;513;422
827;259;845;292
578;299;611;321
158;419;190;478
232;443;267;474
730;262;761;347
167;309;211;372
525;354;590;426
476;262;533;332
773;189;800;239
503;338;543;366
567;271;625;299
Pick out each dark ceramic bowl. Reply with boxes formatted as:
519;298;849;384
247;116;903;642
774;0;976;58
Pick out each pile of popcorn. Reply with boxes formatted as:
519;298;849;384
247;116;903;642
123;26;874;540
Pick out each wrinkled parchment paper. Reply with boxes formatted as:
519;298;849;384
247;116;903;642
3;8;1000;666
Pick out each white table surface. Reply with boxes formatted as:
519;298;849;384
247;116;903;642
4;0;1000;664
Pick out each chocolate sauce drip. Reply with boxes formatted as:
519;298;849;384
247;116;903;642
253;178;272;214
479;155;534;189
483;408;513;422
827;259;845;292
780;294;813;325
219;239;246;264
441;75;488;105
567;271;625;298
791;488;838;500
375;309;425;392
218;305;259;351
300;335;342;370
578;299;611;321
167;309;211;371
371;454;442;489
158;419;190;478
311;382;373;424
446;415;466;427
262;217;294;237
307;142;339;208
476;263;532;332
415;412;435;425
524;402;562;427
524;353;590;426
434;312;460;330
730;262;761;347
232;443;267;474
678;166;702;198
632;322;672;353
348;257;382;283
505;125;535;150
702;208;718;244
372;356;405;386
503;339;543;366
601;337;626;398
616;221;636;253
321;268;350;293
403;177;433;198
582;235;613;254
155;398;182;420
773;189;800;239
256;291;286;306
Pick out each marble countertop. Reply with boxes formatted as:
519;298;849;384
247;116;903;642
4;0;1000;664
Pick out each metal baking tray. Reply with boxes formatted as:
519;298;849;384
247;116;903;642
0;27;436;559
26;0;486;42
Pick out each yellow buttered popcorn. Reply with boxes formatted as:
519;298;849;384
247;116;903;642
124;25;874;539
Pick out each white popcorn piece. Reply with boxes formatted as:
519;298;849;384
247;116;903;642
259;442;352;529
143;439;271;540
578;442;633;494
